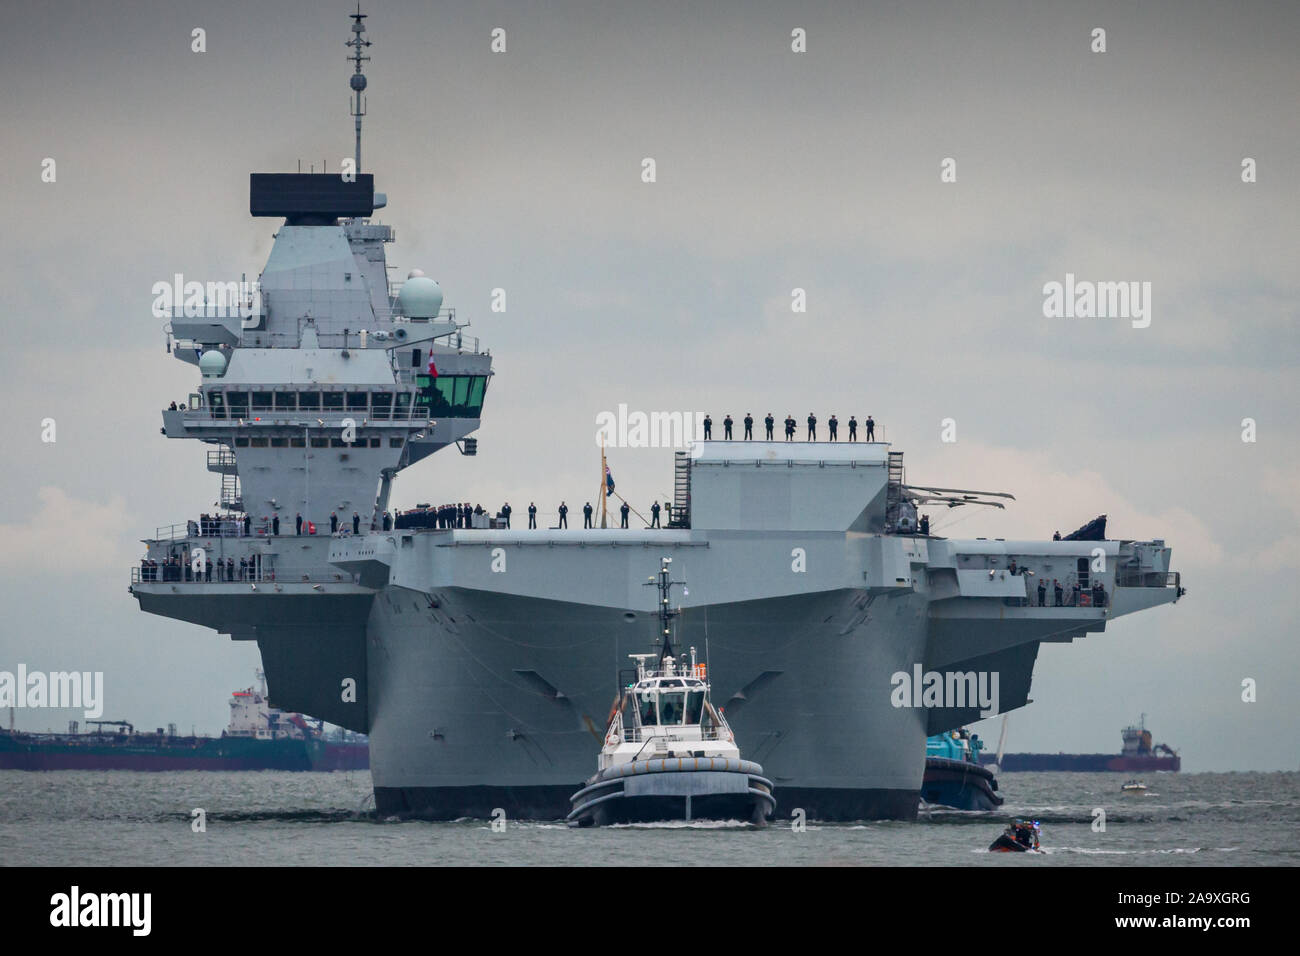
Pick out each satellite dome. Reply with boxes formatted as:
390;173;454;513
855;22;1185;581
398;274;443;319
199;350;228;377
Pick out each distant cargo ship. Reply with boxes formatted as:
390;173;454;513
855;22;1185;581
979;716;1179;772
0;672;368;771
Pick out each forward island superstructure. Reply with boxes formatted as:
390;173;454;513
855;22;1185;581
128;10;1184;821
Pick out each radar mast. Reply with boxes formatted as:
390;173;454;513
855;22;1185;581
346;4;371;171
643;557;686;666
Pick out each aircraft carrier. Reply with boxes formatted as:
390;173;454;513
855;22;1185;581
128;9;1185;821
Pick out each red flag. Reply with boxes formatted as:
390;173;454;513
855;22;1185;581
426;353;438;378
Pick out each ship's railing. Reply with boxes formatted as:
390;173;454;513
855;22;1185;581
206;449;237;469
1002;573;1120;608
1115;570;1180;589
153;520;255;541
132;565;362;585
180;401;430;422
620;726;727;743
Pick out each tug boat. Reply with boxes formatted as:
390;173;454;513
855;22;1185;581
1121;779;1148;793
567;559;777;827
989;820;1042;853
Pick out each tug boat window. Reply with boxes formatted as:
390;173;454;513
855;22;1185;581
638;693;658;726
684;691;705;725
658;692;685;725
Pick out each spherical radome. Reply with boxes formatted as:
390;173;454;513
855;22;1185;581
398;275;443;319
199;350;228;376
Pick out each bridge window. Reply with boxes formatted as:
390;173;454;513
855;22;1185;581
251;392;273;411
274;393;296;411
372;393;393;420
419;375;488;417
322;392;344;410
290;437;305;448
310;437;329;448
1076;557;1090;588
638;694;657;726
346;392;367;412
298;392;321;411
684;691;705;724
657;692;685;725
250;437;269;448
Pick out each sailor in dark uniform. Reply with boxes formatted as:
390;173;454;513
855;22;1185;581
352;512;360;535
865;416;875;441
703;415;712;440
583;502;594;528
828;415;838;441
848;416;858;442
501;502;511;528
743;413;753;440
620;501;629;528
784;415;795;441
650;501;661;528
1053;579;1063;606
558;502;568;529
528;502;537;529
723;415;733;440
330;512;338;534
806;413;817;441
1037;579;1047;606
272;515;280;535
764;413;774;440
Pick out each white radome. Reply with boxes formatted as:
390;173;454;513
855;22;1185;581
199;350;228;377
398;271;443;318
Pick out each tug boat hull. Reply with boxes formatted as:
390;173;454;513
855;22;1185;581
568;757;776;827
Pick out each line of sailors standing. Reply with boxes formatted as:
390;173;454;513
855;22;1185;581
139;554;262;582
701;413;878;442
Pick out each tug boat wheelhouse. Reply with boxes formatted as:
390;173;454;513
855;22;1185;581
567;559;776;827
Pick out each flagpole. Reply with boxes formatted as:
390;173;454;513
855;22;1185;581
600;440;608;528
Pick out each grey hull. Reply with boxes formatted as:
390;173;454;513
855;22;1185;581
364;582;933;821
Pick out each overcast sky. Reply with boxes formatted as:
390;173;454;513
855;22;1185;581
1;0;1296;770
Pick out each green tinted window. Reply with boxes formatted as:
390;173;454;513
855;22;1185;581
467;376;486;414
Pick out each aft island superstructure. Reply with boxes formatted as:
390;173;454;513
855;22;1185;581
128;10;1184;821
